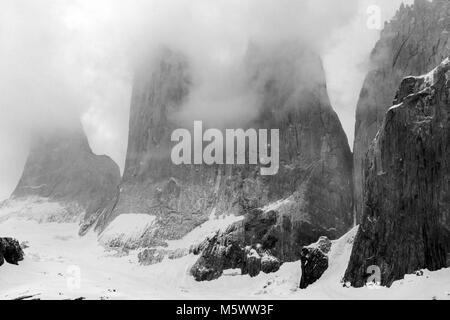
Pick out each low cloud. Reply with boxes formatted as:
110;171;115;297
0;0;410;200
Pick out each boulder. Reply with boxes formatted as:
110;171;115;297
243;248;262;277
190;231;244;281
299;247;328;289
0;238;24;266
261;253;281;274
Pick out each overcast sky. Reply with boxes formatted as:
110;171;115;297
0;0;412;201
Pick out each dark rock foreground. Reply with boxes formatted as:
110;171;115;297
0;238;24;267
299;237;331;289
345;58;450;287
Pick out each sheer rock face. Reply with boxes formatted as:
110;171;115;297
344;58;450;288
99;44;353;253
353;0;450;222
188;44;353;280
9;124;121;233
244;44;354;236
96;49;230;246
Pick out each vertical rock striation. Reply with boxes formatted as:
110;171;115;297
344;58;450;287
353;0;450;222
299;236;331;289
96;48;232;247
189;43;354;280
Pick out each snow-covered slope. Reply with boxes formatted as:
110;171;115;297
7;124;121;234
98;210;244;254
99;214;157;249
0;197;83;224
1;216;449;300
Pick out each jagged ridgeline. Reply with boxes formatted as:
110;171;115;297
353;0;450;223
345;58;450;287
95;43;353;278
3;123;121;232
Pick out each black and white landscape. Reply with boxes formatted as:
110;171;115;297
1;0;450;300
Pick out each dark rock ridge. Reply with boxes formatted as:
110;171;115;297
190;205;336;281
344;58;450;287
353;0;450;223
191;234;282;282
299;236;331;289
0;238;24;266
243;43;354;238
98;43;353;254
8;124;121;234
191;208;299;281
189;43;353;280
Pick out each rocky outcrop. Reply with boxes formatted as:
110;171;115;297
190;232;243;281
344;58;450;287
299;236;331;289
191;207;335;282
353;0;450;222
6;123;121;234
190;205;336;281
0;238;24;266
260;252;282;274
191;239;281;281
190;209;286;281
99;43;353;256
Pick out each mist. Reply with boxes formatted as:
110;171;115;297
0;0;410;201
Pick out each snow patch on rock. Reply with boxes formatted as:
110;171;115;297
99;214;157;249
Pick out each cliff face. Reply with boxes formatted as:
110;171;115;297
97;49;230;247
353;0;450;222
344;58;450;287
8;124;121;233
98;44;354;254
245;44;354;237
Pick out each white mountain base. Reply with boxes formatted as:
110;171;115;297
1;212;449;300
